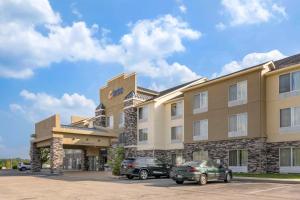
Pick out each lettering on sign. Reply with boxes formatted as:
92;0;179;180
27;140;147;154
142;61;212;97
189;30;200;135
108;87;124;99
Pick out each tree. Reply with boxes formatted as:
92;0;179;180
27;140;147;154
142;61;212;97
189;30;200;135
108;146;125;176
40;148;50;165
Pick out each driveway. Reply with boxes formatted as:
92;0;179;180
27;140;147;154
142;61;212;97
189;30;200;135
0;171;299;200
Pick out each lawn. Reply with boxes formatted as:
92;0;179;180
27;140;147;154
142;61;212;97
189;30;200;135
233;173;300;179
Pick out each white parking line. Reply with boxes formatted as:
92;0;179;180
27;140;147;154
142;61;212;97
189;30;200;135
247;185;291;194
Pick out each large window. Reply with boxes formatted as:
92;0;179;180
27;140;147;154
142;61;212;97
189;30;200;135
119;112;124;128
280;107;300;129
193;119;208;141
171;101;183;118
228;80;247;107
106;115;114;128
228;113;248;137
279;71;300;94
193;91;208;114
193;150;208;161
280;148;300;167
138;128;148;143
171;126;182;143
138;106;148;121
229;150;248;166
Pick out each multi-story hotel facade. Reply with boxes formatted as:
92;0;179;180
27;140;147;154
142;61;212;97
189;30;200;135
31;53;300;173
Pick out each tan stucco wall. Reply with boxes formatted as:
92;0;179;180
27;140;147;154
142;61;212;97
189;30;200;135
184;70;266;143
58;132;111;147
35;114;60;139
266;66;300;142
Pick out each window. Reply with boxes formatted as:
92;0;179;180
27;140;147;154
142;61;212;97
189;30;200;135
171;126;182;143
229;150;248;166
279;71;300;94
138;128;148;143
171;101;183;118
118;132;126;144
171;154;183;165
280;107;300;130
228;80;247;107
280;148;300;167
228;113;248;137
138;106;148;121
193;119;208;141
119;112;125;128
106;116;113;128
192;150;208;161
193;91;208;114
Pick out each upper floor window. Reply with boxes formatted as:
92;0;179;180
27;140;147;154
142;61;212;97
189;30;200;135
280;107;300;132
171;126;182;143
106;115;114;128
279;71;300;96
138;128;148;144
228;80;247;107
171;101;183;119
138;106;148;122
228;113;247;137
193;119;208;141
119;112;125;128
193;91;208;114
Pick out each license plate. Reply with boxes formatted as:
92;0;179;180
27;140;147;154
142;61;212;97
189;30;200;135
177;175;182;178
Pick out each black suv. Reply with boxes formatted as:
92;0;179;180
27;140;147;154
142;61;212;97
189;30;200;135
120;157;172;180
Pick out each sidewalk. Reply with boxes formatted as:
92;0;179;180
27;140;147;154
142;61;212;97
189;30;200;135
234;176;300;184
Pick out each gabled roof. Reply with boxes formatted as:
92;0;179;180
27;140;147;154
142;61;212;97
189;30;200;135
273;53;300;70
137;86;159;95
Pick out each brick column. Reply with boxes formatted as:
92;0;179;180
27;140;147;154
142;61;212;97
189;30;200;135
30;142;41;172
50;137;64;174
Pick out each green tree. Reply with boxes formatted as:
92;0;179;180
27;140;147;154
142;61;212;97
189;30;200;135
40;148;50;165
108;146;125;176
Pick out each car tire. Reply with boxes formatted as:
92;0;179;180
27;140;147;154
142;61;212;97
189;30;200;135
198;174;208;185
139;170;148;180
176;180;184;184
224;173;232;183
126;175;134;179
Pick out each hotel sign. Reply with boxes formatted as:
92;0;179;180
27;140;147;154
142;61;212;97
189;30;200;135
108;87;124;99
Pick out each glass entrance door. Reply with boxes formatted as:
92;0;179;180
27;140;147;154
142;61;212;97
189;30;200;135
63;149;83;170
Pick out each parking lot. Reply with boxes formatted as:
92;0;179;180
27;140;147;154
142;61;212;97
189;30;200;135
0;171;299;200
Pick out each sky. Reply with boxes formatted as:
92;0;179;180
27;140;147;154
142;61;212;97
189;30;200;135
0;0;299;158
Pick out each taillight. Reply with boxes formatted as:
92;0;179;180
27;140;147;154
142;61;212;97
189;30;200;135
189;167;199;172
127;163;135;168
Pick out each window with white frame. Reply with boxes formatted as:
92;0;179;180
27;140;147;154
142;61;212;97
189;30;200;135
280;107;300;131
119;112;125;128
171;126;182;143
171;101;183;118
228;80;247;107
171;153;183;165
193;119;208;141
193;150;208;161
280;148;300;167
193;91;208;114
138;106;148;121
228;113;248;137
138;128;148;143
106;115;114;128
229;150;248;166
279;71;300;94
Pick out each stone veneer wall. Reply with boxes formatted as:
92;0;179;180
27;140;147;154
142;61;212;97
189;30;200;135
184;137;267;173
30;142;41;172
50;137;64;174
266;141;300;173
94;104;106;127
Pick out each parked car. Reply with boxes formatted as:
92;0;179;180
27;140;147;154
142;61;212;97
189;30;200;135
171;160;232;185
120;157;172;180
18;162;31;171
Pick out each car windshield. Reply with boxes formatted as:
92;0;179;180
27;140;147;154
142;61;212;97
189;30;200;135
122;158;135;164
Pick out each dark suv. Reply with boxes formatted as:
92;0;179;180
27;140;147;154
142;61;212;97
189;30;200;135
120;157;172;180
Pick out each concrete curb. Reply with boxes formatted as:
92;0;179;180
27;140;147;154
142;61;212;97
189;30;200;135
234;176;300;184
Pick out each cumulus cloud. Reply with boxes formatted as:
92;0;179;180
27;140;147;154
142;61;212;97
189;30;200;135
10;90;96;123
217;0;287;28
0;0;201;89
212;49;286;78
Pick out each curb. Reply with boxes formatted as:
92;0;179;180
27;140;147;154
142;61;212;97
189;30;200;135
234;177;300;184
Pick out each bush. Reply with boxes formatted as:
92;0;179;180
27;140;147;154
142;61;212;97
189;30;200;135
108;146;125;176
12;165;18;170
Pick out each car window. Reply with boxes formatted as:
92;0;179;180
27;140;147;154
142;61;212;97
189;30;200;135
182;161;201;167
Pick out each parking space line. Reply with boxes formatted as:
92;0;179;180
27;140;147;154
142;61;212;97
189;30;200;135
247;185;291;194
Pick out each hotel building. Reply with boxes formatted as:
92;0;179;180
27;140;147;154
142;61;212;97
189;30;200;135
31;53;300;173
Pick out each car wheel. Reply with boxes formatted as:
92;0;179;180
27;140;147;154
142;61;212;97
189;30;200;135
126;175;134;179
199;174;208;185
139;170;148;180
176;180;184;184
224;173;232;183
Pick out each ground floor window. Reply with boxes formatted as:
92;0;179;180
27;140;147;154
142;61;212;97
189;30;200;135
171;153;183;165
280;148;300;167
229;149;248;166
192;150;208;161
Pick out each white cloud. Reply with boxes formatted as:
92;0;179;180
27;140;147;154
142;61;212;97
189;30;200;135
216;22;226;31
10;90;96;123
212;49;286;78
0;0;201;89
179;5;187;13
218;0;287;27
71;2;82;19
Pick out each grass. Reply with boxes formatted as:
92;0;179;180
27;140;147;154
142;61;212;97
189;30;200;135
233;173;300;179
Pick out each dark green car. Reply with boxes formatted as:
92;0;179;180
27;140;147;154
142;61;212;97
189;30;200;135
171;160;232;185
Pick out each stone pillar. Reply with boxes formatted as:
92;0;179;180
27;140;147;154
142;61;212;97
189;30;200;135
50;137;64;174
30;142;41;172
94;103;106;127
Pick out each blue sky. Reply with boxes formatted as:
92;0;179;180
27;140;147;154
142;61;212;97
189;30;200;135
0;0;299;158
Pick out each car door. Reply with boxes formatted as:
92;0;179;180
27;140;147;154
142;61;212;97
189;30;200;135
212;160;225;180
151;159;166;176
206;160;217;180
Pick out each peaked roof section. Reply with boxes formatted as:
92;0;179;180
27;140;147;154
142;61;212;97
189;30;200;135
137;86;159;95
273;53;300;70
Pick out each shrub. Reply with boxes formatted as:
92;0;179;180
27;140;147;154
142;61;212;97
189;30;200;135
108;146;125;176
12;165;18;170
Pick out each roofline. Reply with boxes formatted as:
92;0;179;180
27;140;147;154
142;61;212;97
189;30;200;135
99;72;136;90
266;63;300;76
163;96;184;105
137;87;159;96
